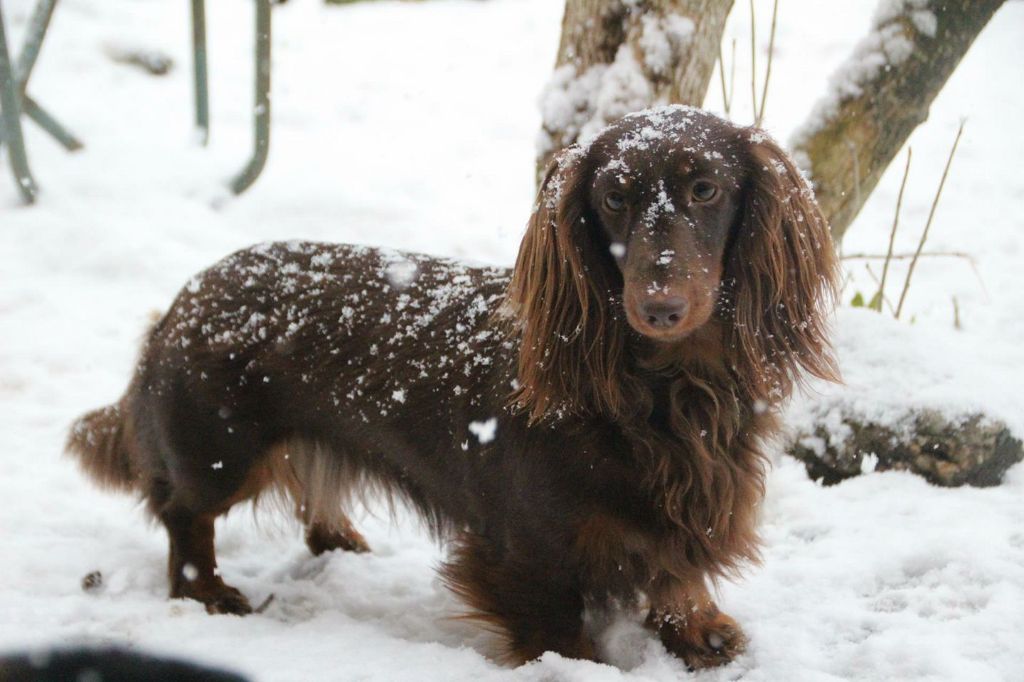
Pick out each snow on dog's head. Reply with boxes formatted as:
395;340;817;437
509;105;840;421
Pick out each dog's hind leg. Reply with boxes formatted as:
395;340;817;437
273;441;371;556
148;460;275;615
301;511;370;556
161;504;252;615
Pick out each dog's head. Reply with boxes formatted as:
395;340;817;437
508;106;839;421
587;110;744;342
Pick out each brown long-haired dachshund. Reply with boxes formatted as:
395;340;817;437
69;106;838;668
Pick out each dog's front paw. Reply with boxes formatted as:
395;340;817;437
650;606;747;669
173;579;253;616
203;585;254;616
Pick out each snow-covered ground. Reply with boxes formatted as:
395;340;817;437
2;0;1022;679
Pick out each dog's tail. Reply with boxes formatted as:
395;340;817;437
66;402;138;493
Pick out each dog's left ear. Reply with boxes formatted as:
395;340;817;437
726;132;841;403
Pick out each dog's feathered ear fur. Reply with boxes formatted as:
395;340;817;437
724;132;840;404
505;147;629;423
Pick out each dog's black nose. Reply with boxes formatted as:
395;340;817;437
640;296;689;329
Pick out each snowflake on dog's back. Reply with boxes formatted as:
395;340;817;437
162;242;514;416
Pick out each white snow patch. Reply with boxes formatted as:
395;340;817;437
468;418;498;444
538;45;653;155
639;13;694;75
384;258;419;290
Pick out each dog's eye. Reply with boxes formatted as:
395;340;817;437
691;181;718;203
604;192;626;212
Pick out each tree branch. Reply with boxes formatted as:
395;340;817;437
790;0;1004;241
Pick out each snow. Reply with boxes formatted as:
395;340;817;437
787;307;1024;451
538;47;653;157
2;0;1024;680
468;418;498;445
537;7;694;156
638;13;694;76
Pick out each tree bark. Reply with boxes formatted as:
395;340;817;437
537;0;733;174
791;0;1005;242
788;409;1023;488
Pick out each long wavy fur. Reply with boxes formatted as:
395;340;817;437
509;134;837;424
506;127;839;578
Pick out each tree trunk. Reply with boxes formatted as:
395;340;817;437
537;0;733;174
791;0;1005;242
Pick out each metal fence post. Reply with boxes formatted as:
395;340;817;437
0;4;38;203
191;0;209;146
229;0;271;195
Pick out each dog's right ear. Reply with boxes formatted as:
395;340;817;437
506;147;629;423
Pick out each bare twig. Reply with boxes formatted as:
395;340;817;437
952;296;962;330
839;270;854;297
864;262;881;286
749;0;757;122
846;250;985;308
718;40;731;115
755;0;779;127
896;121;966;319
254;593;276;614
861;262;898;314
729;38;737;115
843;250;974;262
718;42;729;115
965;257;990;302
874;148;912;312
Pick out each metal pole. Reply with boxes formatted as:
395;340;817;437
14;0;57;90
23;95;81;150
229;0;270;195
0;4;37;203
191;0;209;145
0;0;82;153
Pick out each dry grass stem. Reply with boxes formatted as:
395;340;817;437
839;270;854;297
729;38;737;115
861;264;896;314
719;43;730;114
749;0;757;122
874;148;913;312
755;0;779;127
842;251;972;262
718;38;734;115
895;121;966;319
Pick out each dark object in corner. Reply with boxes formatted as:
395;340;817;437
789;410;1023;487
0;647;247;682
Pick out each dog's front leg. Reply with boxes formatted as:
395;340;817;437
645;574;746;669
